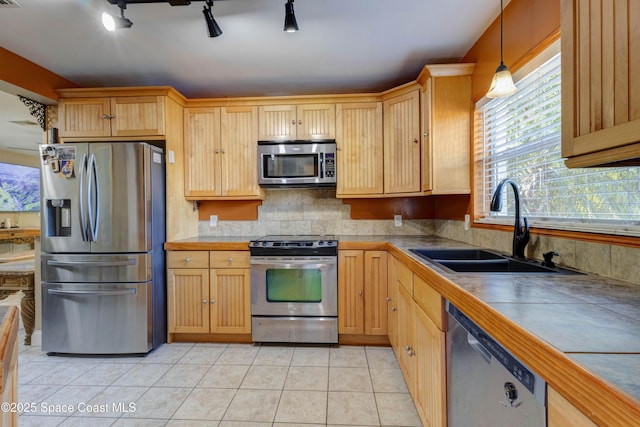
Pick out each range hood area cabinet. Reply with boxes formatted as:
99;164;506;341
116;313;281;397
258;104;336;140
56;88;182;139
183;107;263;200
561;0;640;168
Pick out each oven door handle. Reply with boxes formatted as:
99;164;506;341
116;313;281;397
250;257;337;266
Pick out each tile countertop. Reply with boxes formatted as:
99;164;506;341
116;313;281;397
165;234;640;422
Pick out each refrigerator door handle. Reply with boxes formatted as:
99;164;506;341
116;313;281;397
79;153;89;241
47;288;137;296
87;153;100;242
47;259;137;267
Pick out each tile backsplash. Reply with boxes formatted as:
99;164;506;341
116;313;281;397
198;190;434;237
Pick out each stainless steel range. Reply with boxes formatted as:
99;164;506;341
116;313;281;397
249;235;338;344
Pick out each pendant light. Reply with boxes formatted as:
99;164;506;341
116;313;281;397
283;0;299;32
486;0;517;98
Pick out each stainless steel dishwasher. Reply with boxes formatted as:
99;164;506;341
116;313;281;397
446;301;547;426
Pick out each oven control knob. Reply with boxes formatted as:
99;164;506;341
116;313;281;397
318;241;324;245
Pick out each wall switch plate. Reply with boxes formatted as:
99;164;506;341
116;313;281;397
168;150;175;164
209;215;218;228
394;214;402;227
464;214;470;230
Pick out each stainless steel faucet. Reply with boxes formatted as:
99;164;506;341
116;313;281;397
490;178;530;259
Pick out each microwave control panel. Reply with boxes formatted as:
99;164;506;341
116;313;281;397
324;153;335;178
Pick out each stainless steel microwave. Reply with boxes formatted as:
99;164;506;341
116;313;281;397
257;140;336;187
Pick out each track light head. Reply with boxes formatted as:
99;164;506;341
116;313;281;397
203;0;222;38
283;0;298;33
102;1;133;31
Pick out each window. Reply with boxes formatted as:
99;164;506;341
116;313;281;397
476;43;640;236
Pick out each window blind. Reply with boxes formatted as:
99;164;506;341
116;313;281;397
476;52;640;233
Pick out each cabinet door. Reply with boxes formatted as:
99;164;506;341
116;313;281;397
414;305;446;427
210;268;251;334
387;255;399;349
548;386;597;427
396;284;416;395
184;107;222;197
258;105;296;140
561;0;640;166
110;96;165;136
338;250;364;334
335;103;384;196
220;106;261;197
364;251;387;335
296;104;336;139
58;98;112;138
383;91;421;193
167;268;210;334
422;73;471;194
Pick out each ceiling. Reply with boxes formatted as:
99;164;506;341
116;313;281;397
0;0;503;156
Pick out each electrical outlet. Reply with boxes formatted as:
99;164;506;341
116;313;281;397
168;150;175;164
464;214;470;231
209;215;218;228
394;214;402;227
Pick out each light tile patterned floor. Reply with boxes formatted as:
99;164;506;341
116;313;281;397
8;307;421;426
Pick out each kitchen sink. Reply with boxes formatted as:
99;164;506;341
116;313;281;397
409;248;581;274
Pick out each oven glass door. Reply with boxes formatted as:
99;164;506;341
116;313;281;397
262;153;319;179
251;256;337;317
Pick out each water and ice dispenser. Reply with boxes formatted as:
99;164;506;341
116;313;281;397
45;199;71;237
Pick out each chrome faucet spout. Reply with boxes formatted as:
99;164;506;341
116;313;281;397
490;178;530;259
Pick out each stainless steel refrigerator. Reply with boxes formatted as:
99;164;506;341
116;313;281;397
39;142;166;354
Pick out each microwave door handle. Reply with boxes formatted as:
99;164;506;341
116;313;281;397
319;152;324;178
79;153;89;241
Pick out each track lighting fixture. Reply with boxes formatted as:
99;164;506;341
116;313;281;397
486;0;517;98
203;0;222;37
283;0;299;33
102;0;133;32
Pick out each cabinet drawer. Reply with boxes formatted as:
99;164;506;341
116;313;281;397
397;261;413;295
413;275;443;330
210;251;250;268
167;251;209;269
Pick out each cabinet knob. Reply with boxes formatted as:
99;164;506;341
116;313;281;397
298;120;302;125
227;257;233;263
391;307;397;312
358;290;363;296
102;114;110;119
184;257;191;263
214;149;220;154
413;138;419;144
220;149;225;154
110;115;116;119
291;119;296;125
210;299;216;304
423;131;429;137
202;299;207;304
386;296;391;301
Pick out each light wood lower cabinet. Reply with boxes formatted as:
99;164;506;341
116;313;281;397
338;250;388;335
389;258;447;427
548;386;598;427
167;250;251;341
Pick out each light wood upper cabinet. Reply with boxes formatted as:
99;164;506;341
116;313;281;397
338;250;388;336
58;96;166;138
258;104;335;140
335;102;384;196
184;107;221;198
418;64;474;194
561;0;640;167
183;106;261;199
383;90;421;194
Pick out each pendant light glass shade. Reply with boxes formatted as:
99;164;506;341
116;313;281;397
284;0;298;32
486;0;517;98
486;62;517;98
